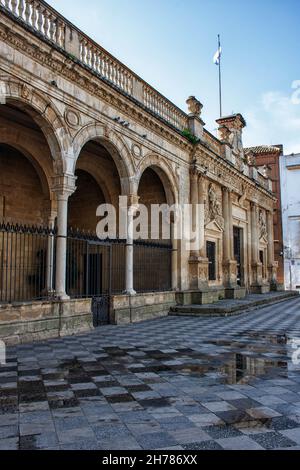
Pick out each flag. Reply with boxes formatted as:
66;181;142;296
213;46;222;65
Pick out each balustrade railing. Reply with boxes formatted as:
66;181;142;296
1;0;65;47
1;0;189;130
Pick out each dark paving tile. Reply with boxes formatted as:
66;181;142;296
136;432;177;450
251;431;297;449
203;425;243;439
183;441;223;450
265;416;300;431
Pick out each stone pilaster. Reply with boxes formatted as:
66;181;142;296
197;175;209;288
250;202;263;290
267;209;278;288
189;170;209;290
222;187;237;287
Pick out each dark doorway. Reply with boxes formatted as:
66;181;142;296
233;227;244;286
207;241;216;281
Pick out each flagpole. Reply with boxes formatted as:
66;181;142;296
218;34;222;118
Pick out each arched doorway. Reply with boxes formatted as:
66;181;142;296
135;166;175;292
0;103;56;303
66;140;125;321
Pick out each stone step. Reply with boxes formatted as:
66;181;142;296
170;291;299;317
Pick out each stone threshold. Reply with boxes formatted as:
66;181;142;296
170;291;299;317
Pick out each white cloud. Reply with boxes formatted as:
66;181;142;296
243;87;300;154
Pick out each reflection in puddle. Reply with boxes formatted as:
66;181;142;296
175;332;300;386
177;353;288;385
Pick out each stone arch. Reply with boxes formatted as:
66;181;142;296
75;157;112;205
72;123;135;195
0;143;51;225
0;127;52;201
0;77;70;174
136;154;179;205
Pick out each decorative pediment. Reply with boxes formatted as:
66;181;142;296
205;219;224;232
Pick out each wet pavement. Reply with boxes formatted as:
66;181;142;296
1;296;300;450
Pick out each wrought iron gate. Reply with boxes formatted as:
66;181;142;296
66;230;121;326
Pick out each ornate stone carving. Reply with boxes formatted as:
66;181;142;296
21;83;31;100
206;183;224;230
186;96;203;118
259;209;268;241
132;143;142;158
238;184;248;208
64;108;81;129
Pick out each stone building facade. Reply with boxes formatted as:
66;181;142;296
0;1;277;343
280;152;300;291
245;145;284;287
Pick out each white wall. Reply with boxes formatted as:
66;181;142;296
280;153;300;290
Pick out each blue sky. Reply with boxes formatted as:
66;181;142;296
48;0;300;153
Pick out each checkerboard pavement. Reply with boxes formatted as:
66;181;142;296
1;296;300;450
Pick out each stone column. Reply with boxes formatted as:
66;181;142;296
52;175;76;300
124;194;139;296
267;209;278;287
250;202;263;289
222;187;237;287
46;211;57;295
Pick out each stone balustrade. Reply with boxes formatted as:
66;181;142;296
1;0;65;47
0;0;189;130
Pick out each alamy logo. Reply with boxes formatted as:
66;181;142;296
0;81;6;105
0;340;6;366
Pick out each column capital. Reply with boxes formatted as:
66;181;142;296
51;174;77;198
45;210;57;226
190;167;199;181
222;186;231;194
127;194;140;207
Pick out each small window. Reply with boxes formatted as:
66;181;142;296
207;241;216;281
259;250;264;264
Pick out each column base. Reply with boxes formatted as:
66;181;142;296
55;292;70;301
176;288;226;306
268;262;278;288
250;284;270;294
123;289;137;296
222;260;237;287
251;261;263;286
189;257;209;290
225;286;246;300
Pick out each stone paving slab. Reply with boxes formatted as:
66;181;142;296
1;297;300;450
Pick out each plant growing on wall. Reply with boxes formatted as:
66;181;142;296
181;128;200;145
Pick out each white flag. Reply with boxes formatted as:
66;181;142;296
213;46;222;65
